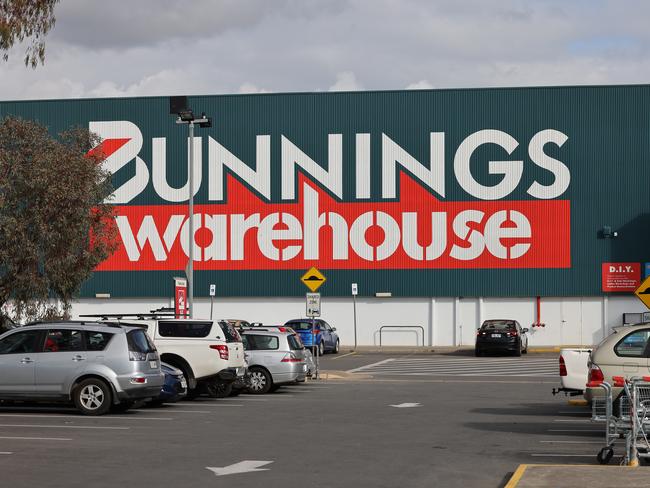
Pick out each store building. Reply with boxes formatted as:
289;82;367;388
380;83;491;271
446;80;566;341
2;85;649;346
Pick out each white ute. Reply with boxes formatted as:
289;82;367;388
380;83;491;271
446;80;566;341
553;347;591;396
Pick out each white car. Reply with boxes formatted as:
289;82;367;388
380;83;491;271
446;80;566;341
87;315;244;399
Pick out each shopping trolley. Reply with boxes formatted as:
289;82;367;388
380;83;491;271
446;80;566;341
591;376;650;465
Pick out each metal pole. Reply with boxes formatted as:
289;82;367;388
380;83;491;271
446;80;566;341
188;121;194;319
312;317;319;380
210;295;214;320
353;294;358;350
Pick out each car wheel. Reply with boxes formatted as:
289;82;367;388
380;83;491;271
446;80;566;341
475;348;482;357
514;343;522;357
333;339;340;354
210;381;232;399
247;367;272;394
318;341;325;356
73;378;112;416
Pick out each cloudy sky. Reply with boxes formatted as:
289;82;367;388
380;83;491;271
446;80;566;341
1;0;649;100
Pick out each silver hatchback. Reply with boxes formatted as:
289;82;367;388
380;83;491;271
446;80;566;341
0;321;164;415
241;328;307;394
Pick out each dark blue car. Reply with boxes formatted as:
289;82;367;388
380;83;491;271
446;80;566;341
151;362;187;405
284;319;340;356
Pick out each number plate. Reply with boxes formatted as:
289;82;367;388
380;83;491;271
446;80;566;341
180;378;187;389
149;360;158;368
491;334;501;338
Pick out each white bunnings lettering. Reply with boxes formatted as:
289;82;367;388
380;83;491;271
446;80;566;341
91;122;570;204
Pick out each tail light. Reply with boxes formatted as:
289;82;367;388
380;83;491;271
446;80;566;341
277;327;287;332
313;328;321;335
129;376;147;384
210;344;229;360
507;331;518;337
559;356;567;376
587;364;604;386
281;353;303;363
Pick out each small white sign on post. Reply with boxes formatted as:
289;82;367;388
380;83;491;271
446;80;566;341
209;284;216;297
351;283;358;296
306;292;321;317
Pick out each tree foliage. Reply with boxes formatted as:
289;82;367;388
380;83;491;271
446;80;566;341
0;0;59;67
0;117;116;322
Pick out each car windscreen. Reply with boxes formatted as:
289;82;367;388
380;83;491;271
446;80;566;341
481;321;516;331
127;329;156;353
286;321;314;331
219;321;242;343
158;321;212;338
287;334;304;350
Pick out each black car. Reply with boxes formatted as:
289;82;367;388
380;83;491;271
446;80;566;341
475;319;528;357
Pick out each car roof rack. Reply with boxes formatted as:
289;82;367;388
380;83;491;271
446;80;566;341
24;320;124;328
79;313;179;321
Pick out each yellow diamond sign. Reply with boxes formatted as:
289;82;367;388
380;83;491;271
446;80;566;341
635;275;650;309
301;267;326;292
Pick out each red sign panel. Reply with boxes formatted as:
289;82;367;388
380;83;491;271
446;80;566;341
602;262;640;292
174;277;188;318
96;174;571;272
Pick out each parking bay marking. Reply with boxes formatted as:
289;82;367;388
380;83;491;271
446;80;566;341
0;452;13;455
0;424;129;430
206;460;273;476
0;414;172;421
389;403;422;408
0;436;72;441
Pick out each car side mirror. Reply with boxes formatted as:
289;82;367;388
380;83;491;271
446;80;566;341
331;327;337;331
522;328;529;333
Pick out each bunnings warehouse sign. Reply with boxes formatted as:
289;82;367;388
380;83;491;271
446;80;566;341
1;86;648;297
94;121;570;271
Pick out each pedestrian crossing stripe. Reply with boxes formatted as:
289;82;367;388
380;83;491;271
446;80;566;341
347;357;558;377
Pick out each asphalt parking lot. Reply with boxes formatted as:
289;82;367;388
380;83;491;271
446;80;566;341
0;352;602;488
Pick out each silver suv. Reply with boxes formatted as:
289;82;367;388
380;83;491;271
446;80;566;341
0;321;164;415
241;328;307;394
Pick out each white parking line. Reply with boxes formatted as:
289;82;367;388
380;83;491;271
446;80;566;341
329;351;357;360
553;419;592;423
0;452;13;455
162;410;211;413
0;436;72;441
173;403;244;407
530;454;594;457
0;414;172;421
557;411;591;415
547;429;601;433
347;358;395;373
539;440;602;444
0;424;128;430
216;398;269;402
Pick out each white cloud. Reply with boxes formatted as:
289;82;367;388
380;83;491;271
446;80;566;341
329;71;363;92
238;83;269;94
406;80;434;90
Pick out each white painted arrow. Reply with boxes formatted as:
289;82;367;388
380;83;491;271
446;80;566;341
389;402;422;408
206;460;273;476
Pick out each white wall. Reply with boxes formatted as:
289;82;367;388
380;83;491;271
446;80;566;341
70;295;650;347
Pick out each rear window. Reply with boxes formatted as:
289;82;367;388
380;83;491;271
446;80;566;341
481;321;516;331
86;331;113;351
127;329;156;353
243;334;279;350
288;334;304;351
286;321;314;331
219;321;242;343
158;321;212;338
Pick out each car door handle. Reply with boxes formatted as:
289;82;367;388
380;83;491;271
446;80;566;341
20;357;33;364
72;355;86;362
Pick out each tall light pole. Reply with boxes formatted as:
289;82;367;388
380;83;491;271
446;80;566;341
170;96;211;319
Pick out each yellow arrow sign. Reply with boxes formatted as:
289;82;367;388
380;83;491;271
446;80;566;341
634;275;650;309
301;266;326;292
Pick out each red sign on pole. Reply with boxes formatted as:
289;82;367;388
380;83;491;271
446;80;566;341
174;277;188;318
602;263;640;292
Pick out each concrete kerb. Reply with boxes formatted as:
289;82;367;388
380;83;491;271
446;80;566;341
504;464;646;488
308;371;372;380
